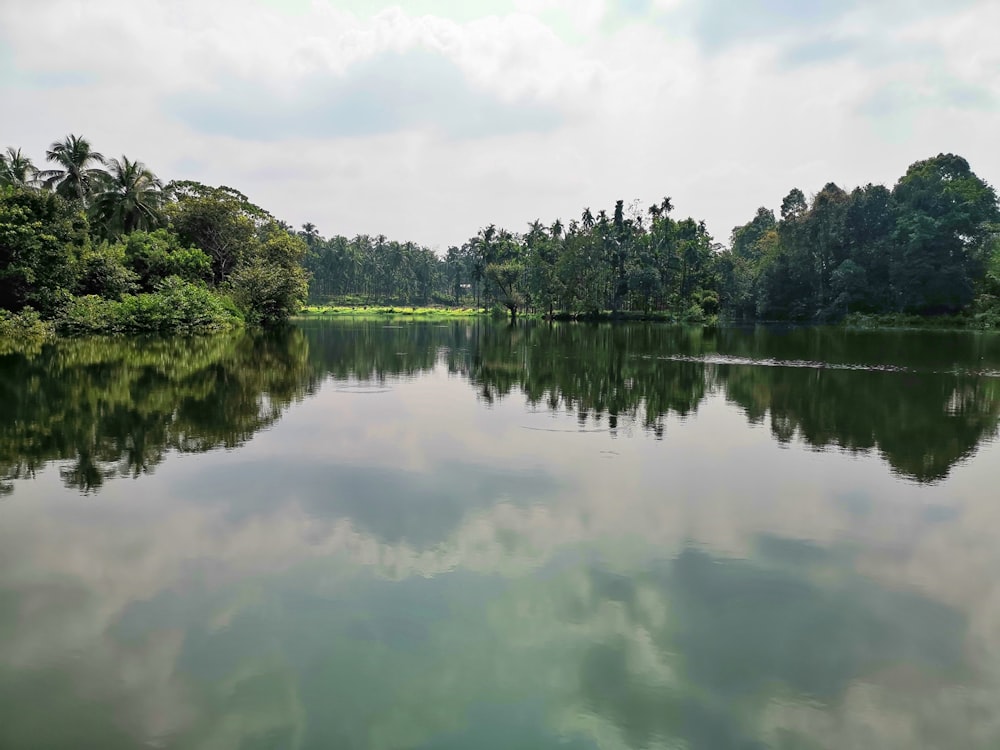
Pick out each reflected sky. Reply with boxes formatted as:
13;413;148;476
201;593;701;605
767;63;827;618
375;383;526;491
2;322;1000;748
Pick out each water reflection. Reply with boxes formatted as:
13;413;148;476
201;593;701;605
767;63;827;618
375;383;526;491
1;321;1000;748
0;330;317;494
462;324;1000;482
4;321;998;491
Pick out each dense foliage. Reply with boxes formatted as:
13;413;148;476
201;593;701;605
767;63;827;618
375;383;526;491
3;137;998;330
720;154;1000;322
301;153;998;324
1;134;308;333
302;198;718;321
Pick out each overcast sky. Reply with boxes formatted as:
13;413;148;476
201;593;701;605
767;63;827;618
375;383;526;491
1;0;997;250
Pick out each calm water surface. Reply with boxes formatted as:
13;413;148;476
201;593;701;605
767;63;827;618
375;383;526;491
2;321;1000;749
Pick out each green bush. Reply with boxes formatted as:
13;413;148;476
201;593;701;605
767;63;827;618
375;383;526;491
76;243;139;300
122;229;212;291
681;303;706;323
227;257;308;326
0;307;54;356
0;306;54;339
57;277;242;335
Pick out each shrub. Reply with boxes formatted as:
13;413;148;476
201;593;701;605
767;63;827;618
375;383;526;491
0;307;54;356
227;257;308;326
681;303;706;323
57;277;242;335
0;306;54;339
122;229;212;291
76;243;139;300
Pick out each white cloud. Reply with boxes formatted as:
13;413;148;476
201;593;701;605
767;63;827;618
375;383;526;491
0;0;997;246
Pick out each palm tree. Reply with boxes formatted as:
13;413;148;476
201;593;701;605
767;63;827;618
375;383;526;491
90;156;164;238
0;147;39;187
37;134;108;205
300;222;320;247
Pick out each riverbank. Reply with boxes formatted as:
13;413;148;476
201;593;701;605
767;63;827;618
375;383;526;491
297;306;1000;332
546;310;717;324
842;311;1000;331
297;305;485;319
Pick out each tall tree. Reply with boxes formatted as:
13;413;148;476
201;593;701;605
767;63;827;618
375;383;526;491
90;156;165;238
165;181;269;284
37;134;108;205
299;222;320;248
891;153;1000;312
0;147;38;188
0;187;88;313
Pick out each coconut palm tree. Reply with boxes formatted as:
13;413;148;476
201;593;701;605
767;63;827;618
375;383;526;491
37;134;108;205
89;155;165;238
0;147;39;187
300;222;320;247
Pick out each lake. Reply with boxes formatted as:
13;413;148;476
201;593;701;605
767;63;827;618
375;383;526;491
2;320;1000;749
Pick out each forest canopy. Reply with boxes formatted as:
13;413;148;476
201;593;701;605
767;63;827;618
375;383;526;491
299;153;1000;324
3;137;998;331
1;136;308;334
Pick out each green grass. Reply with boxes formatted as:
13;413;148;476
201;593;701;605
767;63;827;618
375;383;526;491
297;305;485;319
297;306;722;324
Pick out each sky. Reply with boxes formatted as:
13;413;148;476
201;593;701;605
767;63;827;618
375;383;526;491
1;0;998;250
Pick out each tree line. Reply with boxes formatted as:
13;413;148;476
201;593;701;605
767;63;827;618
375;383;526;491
4;138;998;329
301;197;719;321
720;154;1000;321
300;153;999;324
1;136;308;333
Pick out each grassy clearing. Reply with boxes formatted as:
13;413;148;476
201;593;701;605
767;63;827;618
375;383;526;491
298;305;485;319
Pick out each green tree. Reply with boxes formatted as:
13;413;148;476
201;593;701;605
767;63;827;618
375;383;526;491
37;134;108;206
481;228;525;320
445;245;464;302
557;223;607;315
90;156;165;239
842;184;894;311
525;220;562;317
122;229;211;291
890;153;1000;313
731;207;776;264
829;258;867;314
299;222;320;250
75;242;138;300
719;210;777;319
165;181;268;284
757;188;821;320
807;182;850;316
0;148;38;188
0;186;88;313
227;224;309;325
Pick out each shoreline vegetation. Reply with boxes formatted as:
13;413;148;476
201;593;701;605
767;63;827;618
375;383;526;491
3;135;999;340
1;135;308;341
297;304;1000;332
298;305;483;319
